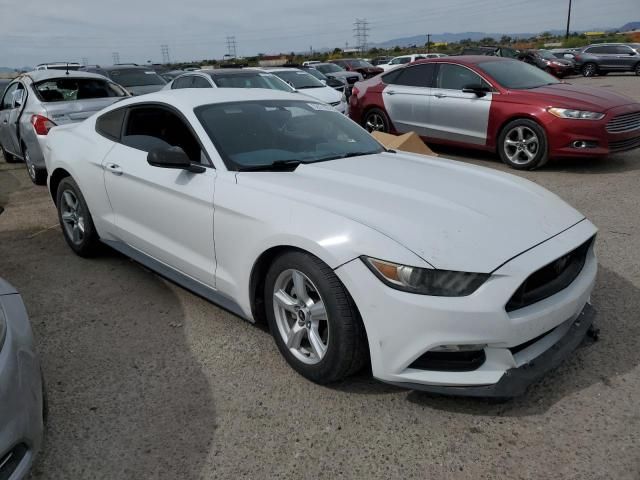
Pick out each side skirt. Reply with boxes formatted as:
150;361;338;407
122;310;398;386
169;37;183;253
101;239;248;320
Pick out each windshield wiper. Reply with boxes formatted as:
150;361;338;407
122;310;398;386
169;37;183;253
316;151;380;162
236;160;304;172
296;86;323;89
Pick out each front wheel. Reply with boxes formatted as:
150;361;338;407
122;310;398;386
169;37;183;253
363;108;390;133
582;63;597;77
265;251;368;384
498;119;548;170
56;177;100;257
23;146;47;185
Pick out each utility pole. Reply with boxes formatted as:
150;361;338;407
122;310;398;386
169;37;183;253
353;19;370;54
112;52;120;64
426;34;431;53
565;0;572;40
161;44;170;64
225;36;237;59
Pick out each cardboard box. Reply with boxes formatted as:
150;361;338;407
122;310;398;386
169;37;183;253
371;131;437;157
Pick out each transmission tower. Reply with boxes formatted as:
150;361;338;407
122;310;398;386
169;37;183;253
353;19;370;53
112;52;120;64
225;36;237;58
161;44;170;64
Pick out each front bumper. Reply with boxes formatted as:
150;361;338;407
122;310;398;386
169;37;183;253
335;219;598;397
0;293;44;480
545;104;640;158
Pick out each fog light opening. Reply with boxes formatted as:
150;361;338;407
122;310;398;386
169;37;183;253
431;344;487;353
571;140;598;149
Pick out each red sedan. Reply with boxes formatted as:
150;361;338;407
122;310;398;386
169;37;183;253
349;56;640;169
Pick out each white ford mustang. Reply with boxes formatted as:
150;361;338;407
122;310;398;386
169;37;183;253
44;89;598;397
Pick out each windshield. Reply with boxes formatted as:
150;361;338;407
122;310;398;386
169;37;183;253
195;100;384;170
315;64;344;74
538;50;556;60
34;78;128;102
212;73;294;92
305;69;328;81
479;60;560;89
348;59;374;68
107;69;166;87
272;70;324;89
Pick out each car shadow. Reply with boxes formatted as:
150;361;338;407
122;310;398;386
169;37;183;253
404;265;638;416
0;227;216;480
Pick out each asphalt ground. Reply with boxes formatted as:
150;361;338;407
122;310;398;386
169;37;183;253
0;73;638;479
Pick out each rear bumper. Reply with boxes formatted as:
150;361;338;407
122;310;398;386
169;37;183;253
386;303;596;397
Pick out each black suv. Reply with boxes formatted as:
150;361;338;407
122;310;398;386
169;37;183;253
573;43;640;77
459;45;520;58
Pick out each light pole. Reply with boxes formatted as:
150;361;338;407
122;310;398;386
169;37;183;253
565;0;572;40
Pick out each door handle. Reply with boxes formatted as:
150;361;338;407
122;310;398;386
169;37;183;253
106;163;123;175
384;90;396;95
434;93;447;98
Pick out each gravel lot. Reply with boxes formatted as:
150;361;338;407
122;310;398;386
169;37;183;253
1;74;638;479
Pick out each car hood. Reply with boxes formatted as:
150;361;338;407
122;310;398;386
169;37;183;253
523;83;636;111
327;71;361;80
296;86;342;103
237;152;584;272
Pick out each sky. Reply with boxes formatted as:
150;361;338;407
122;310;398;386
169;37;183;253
0;0;637;67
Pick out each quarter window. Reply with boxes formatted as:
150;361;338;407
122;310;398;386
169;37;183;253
172;76;193;89
96;108;126;140
122;106;204;164
436;64;489;90
614;46;633;55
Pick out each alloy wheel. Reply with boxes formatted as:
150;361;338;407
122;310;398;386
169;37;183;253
272;269;330;365
365;112;386;132
583;63;596;77
503;126;540;165
60;189;86;245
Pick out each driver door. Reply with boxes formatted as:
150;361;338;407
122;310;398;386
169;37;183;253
0;82;25;156
101;104;217;287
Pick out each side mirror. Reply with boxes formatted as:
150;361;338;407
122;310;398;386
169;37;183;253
462;85;489;97
147;146;205;173
11;89;24;108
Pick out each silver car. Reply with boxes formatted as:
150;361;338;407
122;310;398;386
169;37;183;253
0;70;128;184
0;277;44;480
307;63;363;95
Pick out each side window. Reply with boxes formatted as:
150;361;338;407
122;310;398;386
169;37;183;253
614;46;633;55
381;69;403;84
586;46;606;55
96;108;126;140
1;83;18;110
393;64;436;87
436;64;488;90
172;76;193;89
191;76;211;88
122;106;203;163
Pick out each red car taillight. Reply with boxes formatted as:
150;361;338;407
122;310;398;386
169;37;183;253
31;114;56;135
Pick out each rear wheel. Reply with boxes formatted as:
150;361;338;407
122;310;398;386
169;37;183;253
582;63;597;77
23;145;47;185
498;119;548;170
56;177;100;256
363;108;390;133
635;63;640;76
265;251;368;384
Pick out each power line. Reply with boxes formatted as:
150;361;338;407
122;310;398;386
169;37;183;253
112;52;120;64
225;36;237;58
161;44;170;64
353;18;370;53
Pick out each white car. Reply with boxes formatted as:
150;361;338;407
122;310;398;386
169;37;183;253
380;54;448;71
44;89;597;397
257;67;348;114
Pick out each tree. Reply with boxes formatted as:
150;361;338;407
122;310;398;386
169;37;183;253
333;47;342;54
480;37;495;44
393;46;402;52
500;35;512;44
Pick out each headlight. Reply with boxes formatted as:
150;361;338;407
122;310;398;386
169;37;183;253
548;108;605;120
341;92;347;103
362;257;489;296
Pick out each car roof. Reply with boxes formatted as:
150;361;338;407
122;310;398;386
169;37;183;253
414;55;512;66
255;67;306;73
99;65;155;71
16;69;110;82
102;88;307;111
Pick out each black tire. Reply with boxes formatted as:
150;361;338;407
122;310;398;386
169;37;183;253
582;63;597;77
0;145;20;163
497;119;548;170
363;107;390;133
264;250;368;384
23;145;47;185
635;63;640;76
56;177;100;257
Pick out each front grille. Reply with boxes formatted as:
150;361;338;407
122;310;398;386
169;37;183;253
506;237;593;312
409;350;486;372
606;111;640;133
0;443;28;480
609;135;640;152
347;76;359;84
